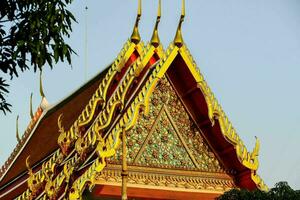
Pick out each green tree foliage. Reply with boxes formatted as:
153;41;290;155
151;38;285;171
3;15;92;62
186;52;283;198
0;0;76;114
218;182;300;200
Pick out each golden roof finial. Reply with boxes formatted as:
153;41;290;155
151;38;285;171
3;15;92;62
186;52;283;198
174;0;185;47
130;0;142;44
39;70;45;98
16;115;21;143
30;93;34;119
150;0;161;47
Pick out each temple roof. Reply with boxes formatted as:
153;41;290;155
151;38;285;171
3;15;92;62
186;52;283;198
0;1;267;199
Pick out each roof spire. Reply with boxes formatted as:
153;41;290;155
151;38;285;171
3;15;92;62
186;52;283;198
30;93;34;119
16;115;21;143
150;0;161;47
174;0;185;47
39;70;45;98
130;0;142;44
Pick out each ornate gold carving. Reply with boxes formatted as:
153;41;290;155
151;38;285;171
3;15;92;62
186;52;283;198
44;177;58;200
94;166;235;192
43;157;77;199
26;156;44;199
57;114;73;156
75;137;90;161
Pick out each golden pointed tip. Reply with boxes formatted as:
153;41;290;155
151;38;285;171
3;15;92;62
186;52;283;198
58;113;63;121
131;0;142;44
181;0;185;17
138;0;142;16
174;0;186;47
16;115;21;143
16;115;19;131
158;0;161;18
26;156;30;167
58;113;65;133
30;93;34;119
151;0;162;47
39;70;45;98
25;155;32;173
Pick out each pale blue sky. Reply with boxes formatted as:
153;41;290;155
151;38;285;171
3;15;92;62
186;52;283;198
1;0;300;189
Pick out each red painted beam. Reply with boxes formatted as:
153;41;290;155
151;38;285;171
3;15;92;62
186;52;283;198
92;185;221;200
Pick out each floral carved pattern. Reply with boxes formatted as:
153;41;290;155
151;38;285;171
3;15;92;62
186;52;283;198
137;110;196;169
108;76;225;173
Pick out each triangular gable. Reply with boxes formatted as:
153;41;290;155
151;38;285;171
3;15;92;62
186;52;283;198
65;42;267;199
108;75;225;173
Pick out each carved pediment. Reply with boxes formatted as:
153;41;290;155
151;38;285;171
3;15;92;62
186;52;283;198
108;76;225;173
